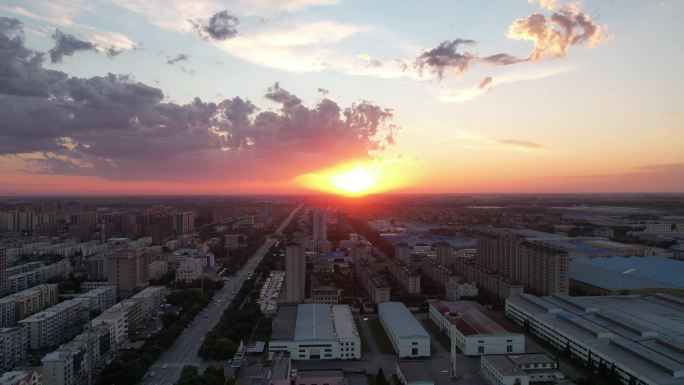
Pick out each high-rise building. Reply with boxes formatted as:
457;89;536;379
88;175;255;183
0;248;7;296
311;209;327;242
173;211;195;235
435;243;453;267
107;249;145;299
285;244;306;303
336;209;348;229
471;228;569;297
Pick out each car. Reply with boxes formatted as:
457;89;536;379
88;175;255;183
162;364;168;369
149;372;156;377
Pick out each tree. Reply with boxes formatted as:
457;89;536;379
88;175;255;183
377;368;388;385
587;351;595;373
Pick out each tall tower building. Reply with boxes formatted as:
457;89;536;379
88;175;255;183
285;244;306;303
311;209;327;242
0;248;7;296
107;249;145;299
435;243;453;267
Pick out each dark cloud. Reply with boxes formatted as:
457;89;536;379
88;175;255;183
191;10;239;41
167;53;190;65
478;76;493;89
497;139;544;149
49;29;96;63
0;18;397;182
317;88;329;95
414;39;476;79
481;53;523;66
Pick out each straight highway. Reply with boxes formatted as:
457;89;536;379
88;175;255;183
140;203;302;385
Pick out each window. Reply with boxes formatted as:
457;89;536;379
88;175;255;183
478;346;484;354
412;348;418;355
507;345;513;353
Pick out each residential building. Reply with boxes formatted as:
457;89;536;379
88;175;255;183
285;244;306;303
0;367;42;385
0;284;58;327
74;286;116;312
356;259;390;304
19;298;84;350
79;281;109;292
378;302;430;358
107;249;145;299
41;343;87;385
312;209;327;242
0;327;28;372
147;260;168;281
175;259;203;282
388;259;421;295
465;228;568;300
86;254;107;281
0;248;7;296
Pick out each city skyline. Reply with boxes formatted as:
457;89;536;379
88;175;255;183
1;1;683;195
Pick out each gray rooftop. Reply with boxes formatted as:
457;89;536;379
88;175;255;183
507;294;684;385
294;304;336;341
271;305;297;340
570;262;681;292
572;257;684;290
378;302;429;339
397;362;434;383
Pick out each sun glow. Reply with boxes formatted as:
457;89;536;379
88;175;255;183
296;161;412;196
331;167;375;195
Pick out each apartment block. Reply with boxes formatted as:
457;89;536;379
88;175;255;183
285;244;306;303
462;228;569;300
175;259;203;283
107;248;145;299
0;284;58;327
0;327;28;372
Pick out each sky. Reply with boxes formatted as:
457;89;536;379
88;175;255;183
1;0;683;195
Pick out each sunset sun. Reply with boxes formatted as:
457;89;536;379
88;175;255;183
331;167;375;196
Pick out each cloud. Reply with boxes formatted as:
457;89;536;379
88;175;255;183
214;20;367;72
414;39;476;79
0;5;73;27
0;18;398;183
497;139;544;150
439;65;573;103
317;88;329;95
545;163;684;192
478;76;493;89
167;53;190;65
508;1;606;61
49;29;95;63
238;0;341;13
357;53;382;68
191;10;240;40
87;29;138;57
481;53;523;66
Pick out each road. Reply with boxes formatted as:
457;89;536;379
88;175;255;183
141;203;302;385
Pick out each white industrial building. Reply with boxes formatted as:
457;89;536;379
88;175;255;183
269;304;360;360
429;301;524;356
480;353;565;385
506;293;684;385
378;302;430;358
